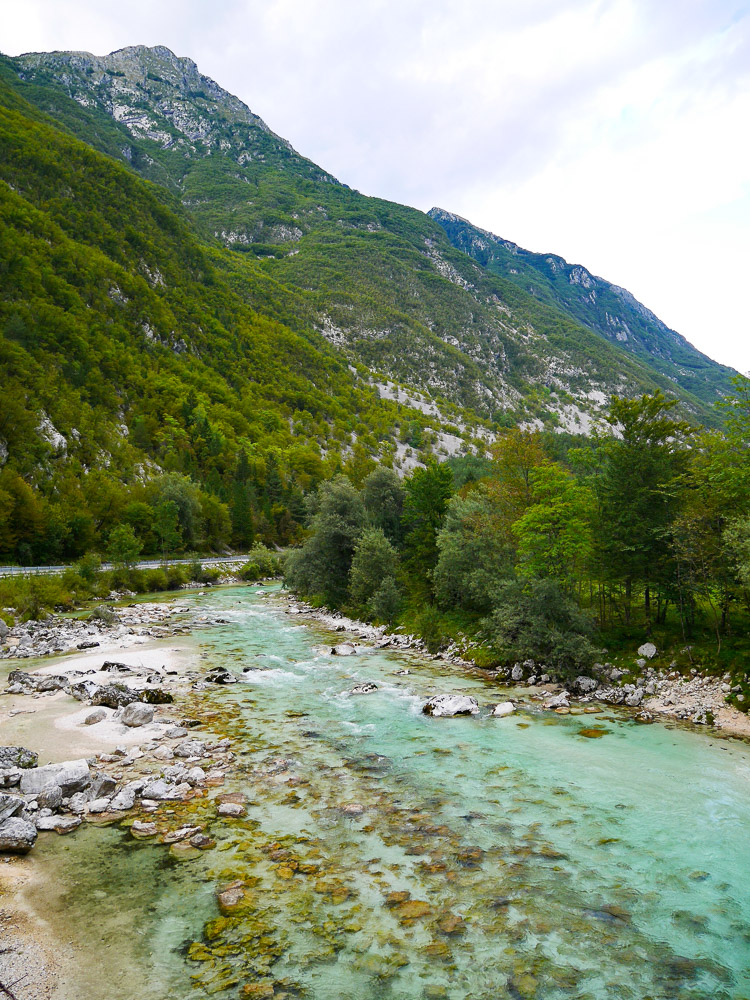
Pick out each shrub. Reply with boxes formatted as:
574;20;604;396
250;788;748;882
482;578;603;681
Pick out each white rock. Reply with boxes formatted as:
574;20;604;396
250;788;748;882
422;694;480;717
492;702;515;717
121;703;155;727
638;642;657;659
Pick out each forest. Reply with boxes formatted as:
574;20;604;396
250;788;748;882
285;384;750;713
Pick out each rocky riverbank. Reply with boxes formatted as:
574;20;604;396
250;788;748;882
276;594;750;739
0;595;256;997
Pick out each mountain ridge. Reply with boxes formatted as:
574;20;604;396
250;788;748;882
0;43;735;448
428;206;733;406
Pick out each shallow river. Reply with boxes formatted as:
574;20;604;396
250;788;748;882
24;585;750;999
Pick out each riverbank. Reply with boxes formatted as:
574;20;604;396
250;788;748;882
276;591;750;740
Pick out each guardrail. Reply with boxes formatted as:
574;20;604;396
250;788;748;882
0;554;253;579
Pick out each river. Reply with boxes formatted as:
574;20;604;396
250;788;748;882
19;584;750;999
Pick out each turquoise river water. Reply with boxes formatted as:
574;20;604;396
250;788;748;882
23;585;750;999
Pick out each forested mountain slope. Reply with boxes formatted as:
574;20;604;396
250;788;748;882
3;46;724;430
0;77;426;561
429;207;734;407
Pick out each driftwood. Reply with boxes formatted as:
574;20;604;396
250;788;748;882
0;976;24;999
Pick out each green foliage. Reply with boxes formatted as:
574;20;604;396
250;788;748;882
284;476;365;605
348;527;400;617
238;544;283;581
107;524;142;568
434;484;514;612
402;462;454;587
482;579;602;679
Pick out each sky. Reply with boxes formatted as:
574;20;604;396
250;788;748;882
4;0;750;372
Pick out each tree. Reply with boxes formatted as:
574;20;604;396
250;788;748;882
593;392;692;626
348;527;400;616
362;466;404;545
483;579;602;681
402;462;454;589
284;475;365;605
106;524;142;568
154;500;181;559
434;484;514;612
513;465;594;588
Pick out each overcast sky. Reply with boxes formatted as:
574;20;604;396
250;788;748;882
5;0;750;372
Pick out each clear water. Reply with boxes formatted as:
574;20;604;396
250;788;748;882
26;585;750;999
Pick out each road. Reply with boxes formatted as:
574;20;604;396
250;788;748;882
0;554;252;578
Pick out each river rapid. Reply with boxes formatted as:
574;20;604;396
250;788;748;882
19;584;750;1000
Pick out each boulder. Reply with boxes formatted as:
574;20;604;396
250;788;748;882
544;692;570;710
36;785;63;810
101;661;131;673
91;685;139;709
332;643;357;656
422;694;480;717
139;688;174;705
141;779;176;800
0;793;25;824
0;816;38;853
121;703;155;728
217;801;245;817
574;676;599;694
20;759;91;797
0;746;38;770
87;798;111;814
205;670;237;685
174;739;206;759
90;773;117;798
0;769;22;789
492;702;515;718
0;619;8;639
637;642;657;660
625;687;644;707
110;786;137;811
84;707;107;726
350;682;378;695
35;815;81;834
89;605;118;625
510;664;524;682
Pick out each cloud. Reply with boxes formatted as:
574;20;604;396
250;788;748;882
4;0;749;370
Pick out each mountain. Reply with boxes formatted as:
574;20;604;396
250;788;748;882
0;45;737;562
429;207;734;407
3;46;730;432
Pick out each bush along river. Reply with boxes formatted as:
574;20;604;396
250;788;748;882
2;583;750;1000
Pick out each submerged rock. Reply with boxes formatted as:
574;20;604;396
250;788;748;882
422;694;479;717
